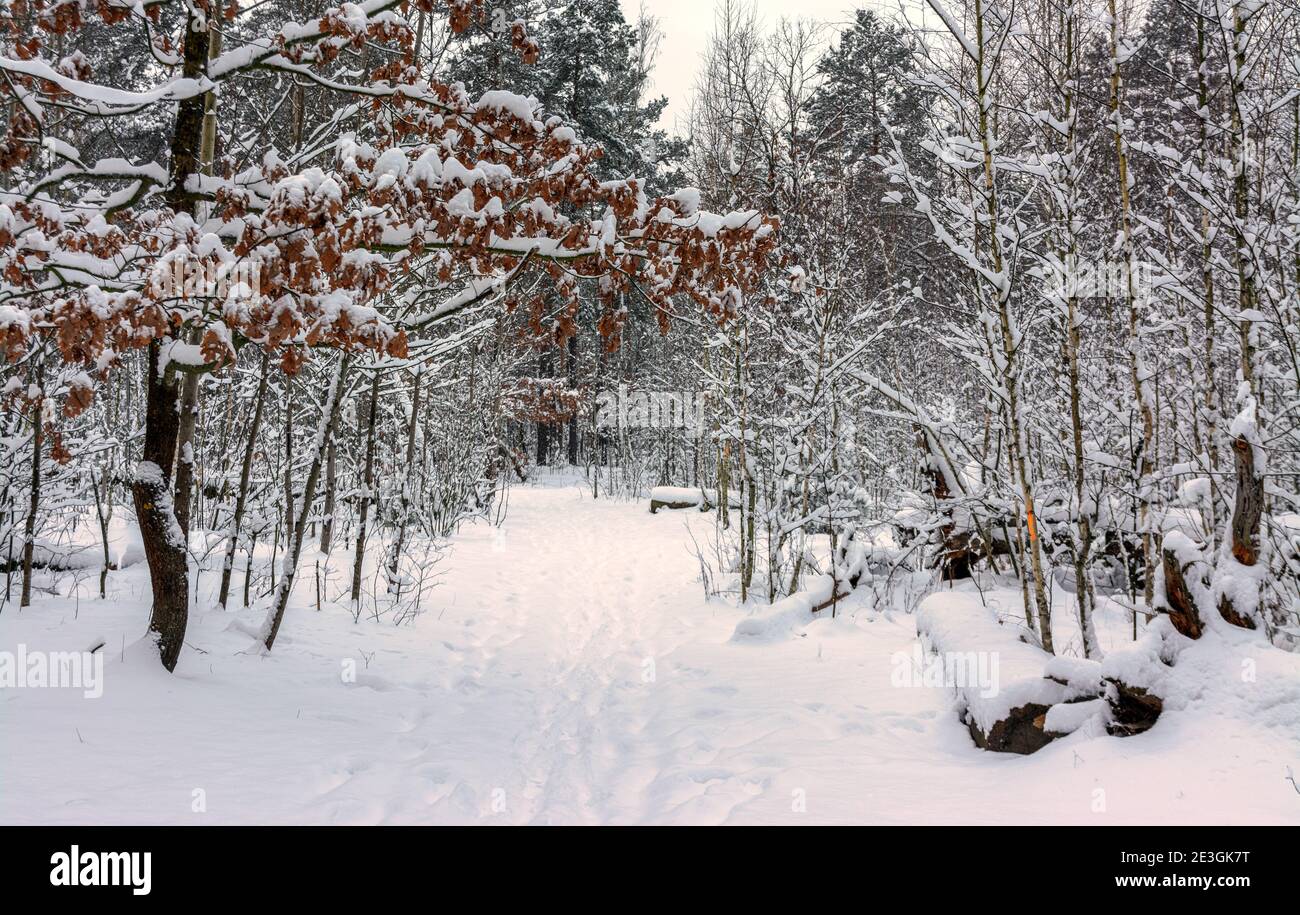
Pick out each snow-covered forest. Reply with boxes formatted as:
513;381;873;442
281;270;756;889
2;0;1299;827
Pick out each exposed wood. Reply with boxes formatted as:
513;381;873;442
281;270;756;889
1105;678;1164;737
968;702;1055;755
1218;433;1262;630
649;497;712;514
1161;545;1204;640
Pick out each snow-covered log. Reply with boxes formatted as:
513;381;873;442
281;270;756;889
648;486;713;513
915;591;1110;753
1099;623;1172;737
731;573;842;642
1;538;143;573
730;529;873;640
648;487;742;514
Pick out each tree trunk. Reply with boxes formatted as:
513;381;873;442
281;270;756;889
566;335;578;465
1107;0;1156;611
172;330;202;539
243;528;257;608
132;342;190;671
134;11;208;670
19;398;42;608
263;356;350;651
1162;545;1204;639
91;468;111;600
218;352;269;608
321;436;336;555
283;381;294;555
536;349;552;466
351;370;381;606
971;0;1052;651
1218;433;1262;629
316;434;337;611
388;368;422;594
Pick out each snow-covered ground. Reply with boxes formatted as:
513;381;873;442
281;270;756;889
3;478;1299;824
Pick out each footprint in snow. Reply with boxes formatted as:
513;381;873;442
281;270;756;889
839;721;876;736
885;716;926;732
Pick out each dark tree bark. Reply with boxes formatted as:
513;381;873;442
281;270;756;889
968;702;1055;754
1227;433;1264;566
316;434;337;613
536;349;551;465
130;13;209;670
1219;432;1262;629
243;528;257;608
1161;545;1205;639
174;21;224;539
163;16;210;214
132;342;190;671
566;334;578;465
536;415;550;465
497;442;528;482
1105;678;1164;736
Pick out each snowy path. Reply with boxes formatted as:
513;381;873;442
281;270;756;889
354;480;962;825
4;479;1299;824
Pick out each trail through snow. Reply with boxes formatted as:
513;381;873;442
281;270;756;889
3;479;1298;824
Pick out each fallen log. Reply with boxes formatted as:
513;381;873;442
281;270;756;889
1;539;141;574
916;592;1118;754
649;486;712;513
969;701;1056;754
731;573;841;641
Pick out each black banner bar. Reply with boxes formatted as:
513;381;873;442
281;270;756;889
0;826;1281;900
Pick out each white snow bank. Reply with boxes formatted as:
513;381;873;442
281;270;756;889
1099;619;1174;695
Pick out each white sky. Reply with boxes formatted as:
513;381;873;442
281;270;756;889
620;1;888;132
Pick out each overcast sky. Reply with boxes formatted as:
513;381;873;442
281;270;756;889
621;1;896;133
